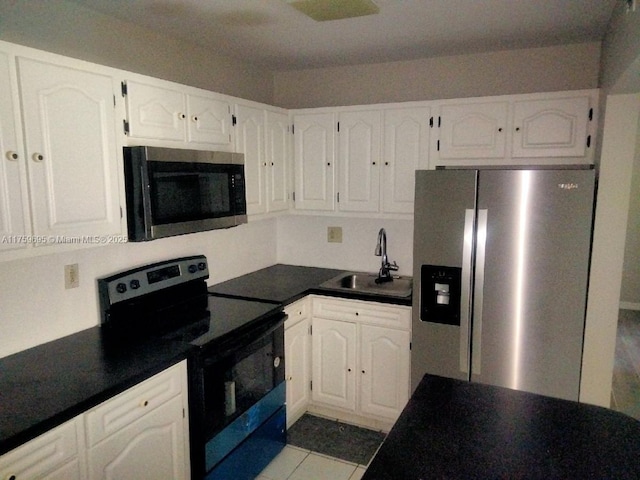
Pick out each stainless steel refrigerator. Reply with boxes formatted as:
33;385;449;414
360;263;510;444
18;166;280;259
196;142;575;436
411;168;595;401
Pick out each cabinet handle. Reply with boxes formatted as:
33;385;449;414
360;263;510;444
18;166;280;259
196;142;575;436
8;475;16;480
6;151;18;161
347;368;352;372
192;115;198;122
327;162;331;166
32;153;44;162
372;161;376;165
362;370;366;374
178;113;185;119
355;312;359;316
498;127;503;132
140;399;149;407
385;161;389;166
515;127;520;132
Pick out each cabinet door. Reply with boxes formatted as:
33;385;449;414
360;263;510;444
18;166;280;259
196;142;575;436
382;107;430;214
285;316;311;427
265;110;290;213
235;104;266;215
18;57;122;240
0;418;83;480
359;325;410;421
0;50;28;251
87;395;188;480
338;110;381;212
439;102;508;159
186;94;232;146
293;112;335;211
311;318;356;411
512;96;590;158
125;79;186;141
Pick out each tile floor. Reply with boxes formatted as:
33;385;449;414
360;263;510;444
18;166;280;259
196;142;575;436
257;445;368;480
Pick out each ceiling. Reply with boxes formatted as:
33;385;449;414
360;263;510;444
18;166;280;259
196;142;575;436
69;0;618;71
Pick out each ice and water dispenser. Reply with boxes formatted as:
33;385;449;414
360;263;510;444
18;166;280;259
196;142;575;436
420;265;462;326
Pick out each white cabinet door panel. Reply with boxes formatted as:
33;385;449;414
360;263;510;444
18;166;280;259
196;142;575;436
235;105;266;215
87;396;188;480
125;80;185;141
382;107;430;213
293;112;335;211
0;50;28;251
360;325;410;421
512;96;590;158
187;94;231;145
338;110;380;212
265;110;289;213
311;318;356;411
18;57;121;240
439;102;508;159
285;317;311;427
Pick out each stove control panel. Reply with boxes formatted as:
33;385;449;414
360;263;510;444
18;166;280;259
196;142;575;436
98;255;209;309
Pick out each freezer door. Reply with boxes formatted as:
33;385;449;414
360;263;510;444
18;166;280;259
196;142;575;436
471;169;594;401
411;169;477;391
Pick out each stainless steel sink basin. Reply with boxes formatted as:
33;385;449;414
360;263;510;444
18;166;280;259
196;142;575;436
319;272;412;298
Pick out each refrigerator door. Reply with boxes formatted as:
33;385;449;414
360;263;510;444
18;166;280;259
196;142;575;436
411;169;477;390
471;169;595;401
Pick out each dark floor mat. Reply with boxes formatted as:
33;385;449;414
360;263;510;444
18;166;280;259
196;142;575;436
287;414;386;465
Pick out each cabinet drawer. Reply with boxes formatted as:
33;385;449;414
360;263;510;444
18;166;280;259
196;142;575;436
285;298;310;328
312;296;411;331
85;362;185;447
0;418;81;479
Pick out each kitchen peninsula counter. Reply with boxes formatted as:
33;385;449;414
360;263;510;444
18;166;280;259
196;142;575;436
363;374;640;479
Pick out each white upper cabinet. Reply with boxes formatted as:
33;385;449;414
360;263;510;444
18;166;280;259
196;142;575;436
265;110;290;213
235;105;290;216
512;96;590;158
0;50;28;252
337;110;381;213
438;102;508;159
382;107;430;214
123;78;233;149
17;56;122;241
293;112;336;211
433;90;597;166
235;104;266;215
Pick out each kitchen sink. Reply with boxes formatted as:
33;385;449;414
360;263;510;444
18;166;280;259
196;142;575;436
319;272;412;298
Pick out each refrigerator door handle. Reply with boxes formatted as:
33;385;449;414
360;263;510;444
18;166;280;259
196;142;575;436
459;209;475;374
471;209;488;375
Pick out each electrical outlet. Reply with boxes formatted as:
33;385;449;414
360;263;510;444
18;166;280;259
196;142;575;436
327;226;343;243
64;264;79;289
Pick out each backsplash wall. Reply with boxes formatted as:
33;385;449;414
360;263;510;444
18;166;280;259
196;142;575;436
0;218;278;359
277;215;414;277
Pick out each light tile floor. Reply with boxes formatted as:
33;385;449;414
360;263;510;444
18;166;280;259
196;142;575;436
257;445;367;480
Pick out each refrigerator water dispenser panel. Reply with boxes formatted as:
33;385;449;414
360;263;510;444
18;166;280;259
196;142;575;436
420;265;462;325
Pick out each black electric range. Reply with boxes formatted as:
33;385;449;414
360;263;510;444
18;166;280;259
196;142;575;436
98;255;287;480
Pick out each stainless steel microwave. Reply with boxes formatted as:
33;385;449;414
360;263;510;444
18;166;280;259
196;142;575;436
123;146;247;241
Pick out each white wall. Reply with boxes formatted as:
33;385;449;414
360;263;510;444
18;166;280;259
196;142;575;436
0;218;277;359
581;94;640;406
277;216;413;276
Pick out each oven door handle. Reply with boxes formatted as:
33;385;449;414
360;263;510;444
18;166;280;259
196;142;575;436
202;313;285;366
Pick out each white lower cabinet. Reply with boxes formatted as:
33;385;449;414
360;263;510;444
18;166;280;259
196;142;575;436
85;362;190;480
284;298;312;428
309;296;411;429
0;418;84;480
0;361;189;480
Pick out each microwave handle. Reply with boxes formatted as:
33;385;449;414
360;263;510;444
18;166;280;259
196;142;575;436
140;164;154;239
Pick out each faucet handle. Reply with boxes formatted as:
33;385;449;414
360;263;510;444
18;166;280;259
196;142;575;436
387;261;399;271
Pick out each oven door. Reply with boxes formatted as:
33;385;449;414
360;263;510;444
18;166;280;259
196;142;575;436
199;316;285;474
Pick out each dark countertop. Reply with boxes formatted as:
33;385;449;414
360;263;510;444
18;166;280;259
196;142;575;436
363;374;640;479
0;326;193;456
208;264;412;306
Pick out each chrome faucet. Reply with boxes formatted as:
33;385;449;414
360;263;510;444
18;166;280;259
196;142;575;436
374;228;398;283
